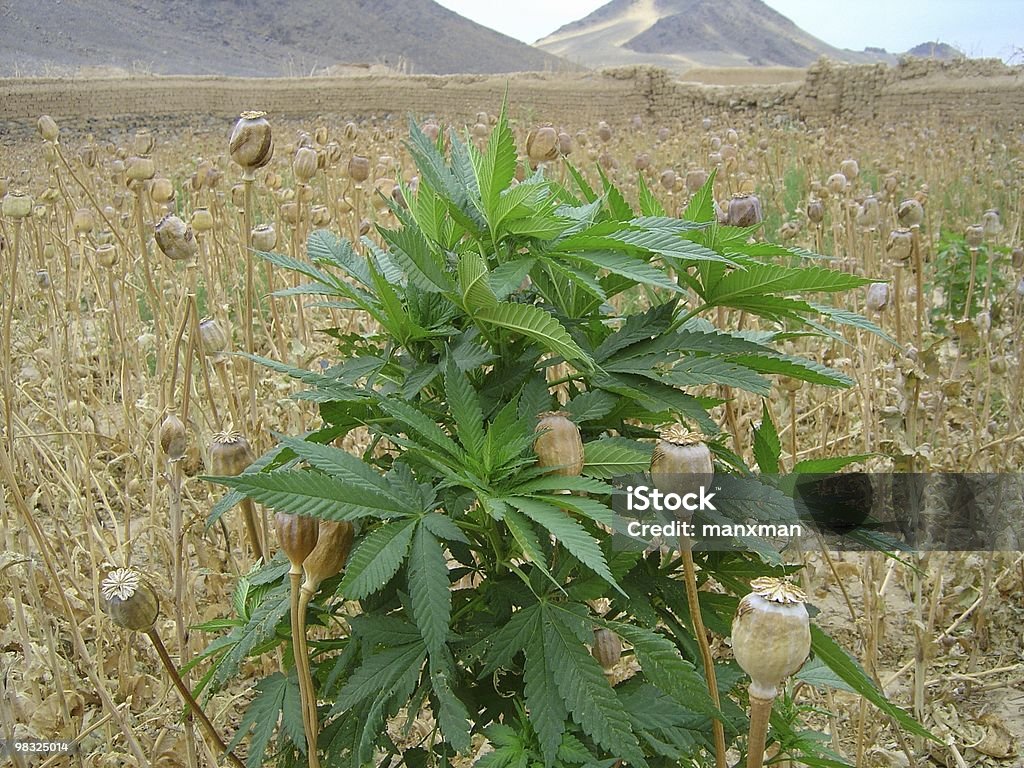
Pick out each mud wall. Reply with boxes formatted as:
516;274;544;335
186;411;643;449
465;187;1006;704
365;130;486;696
0;57;1021;136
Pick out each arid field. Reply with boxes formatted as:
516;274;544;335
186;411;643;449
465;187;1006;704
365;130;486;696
0;64;1022;768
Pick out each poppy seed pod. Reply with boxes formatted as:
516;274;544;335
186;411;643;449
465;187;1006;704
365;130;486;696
293;146;318;184
301;520;355;596
37;115;59;143
1012;246;1024;270
982;209;1001;238
557;131;573;156
856;195;880;230
650;425;713;518
421;120;441;143
191;207;214;233
659;169;676;191
2;191;33;220
685;168;708;195
526;126;559;166
534;411;584;477
965;224;984;250
126;156;156;183
839;158;859;181
348;155;370;183
229;111;274;177
150;177;175;205
159;413;187;462
886;228;913;262
276;512;319;574
728;193;763;227
897;198;924;228
198;317;230;360
865;283;890;313
634;152;650;171
597;121;612;143
95;243;118;268
591;628;623;670
134;129;155;156
154;214;198;262
826;173;847;195
731;577;810;700
101;568;160;632
806;198;825;225
210;431;254;476
73;207;95;236
251;223;277;251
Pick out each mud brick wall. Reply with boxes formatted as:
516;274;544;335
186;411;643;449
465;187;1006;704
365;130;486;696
0;58;1021;137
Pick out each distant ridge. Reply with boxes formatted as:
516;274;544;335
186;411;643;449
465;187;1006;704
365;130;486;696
537;0;895;71
0;0;573;77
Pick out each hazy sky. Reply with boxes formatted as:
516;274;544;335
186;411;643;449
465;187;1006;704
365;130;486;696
435;0;1022;61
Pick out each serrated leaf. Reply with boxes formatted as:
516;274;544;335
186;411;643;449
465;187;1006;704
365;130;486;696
563;250;679;292
273;434;406;504
810;624;935;741
307;228;372;287
334;640;426;713
429;654;472;752
592;617;718;719
792;454;874;473
476;301;593;370
226;672;287;767
809;302;898;346
753;401;781;474
209;470;405;522
509;498;620;592
408;524;451;654
489;258;536;300
211;588;290;691
340;519;417;599
541;604;647;767
583;439;652;478
477;101;517;225
379;223;452;293
705;264;872;305
523;610;568;767
636;172;666;217
480;603;541;675
501;507;558;589
729;354;852;388
444;359;486;458
377;396;466;462
458;250;498;311
565;390;618;423
421;512;471;545
659;357;772;395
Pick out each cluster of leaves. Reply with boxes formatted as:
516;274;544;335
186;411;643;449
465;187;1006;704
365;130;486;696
928;230;1008;331
203;106;926;768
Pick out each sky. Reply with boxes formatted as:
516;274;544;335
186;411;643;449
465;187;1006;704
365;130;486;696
434;0;1022;61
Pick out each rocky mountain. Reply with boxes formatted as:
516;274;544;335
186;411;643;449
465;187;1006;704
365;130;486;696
537;0;893;71
0;0;572;77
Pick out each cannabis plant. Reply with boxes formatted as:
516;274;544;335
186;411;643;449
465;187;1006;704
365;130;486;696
202;107;931;768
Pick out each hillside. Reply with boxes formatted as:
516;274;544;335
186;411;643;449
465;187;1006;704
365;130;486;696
0;0;571;77
537;0;893;71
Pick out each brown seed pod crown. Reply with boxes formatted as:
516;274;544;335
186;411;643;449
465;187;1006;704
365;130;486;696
101;567;160;632
732;577;810;700
210;431;254;476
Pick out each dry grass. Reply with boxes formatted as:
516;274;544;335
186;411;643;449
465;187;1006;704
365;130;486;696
0;100;1022;768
